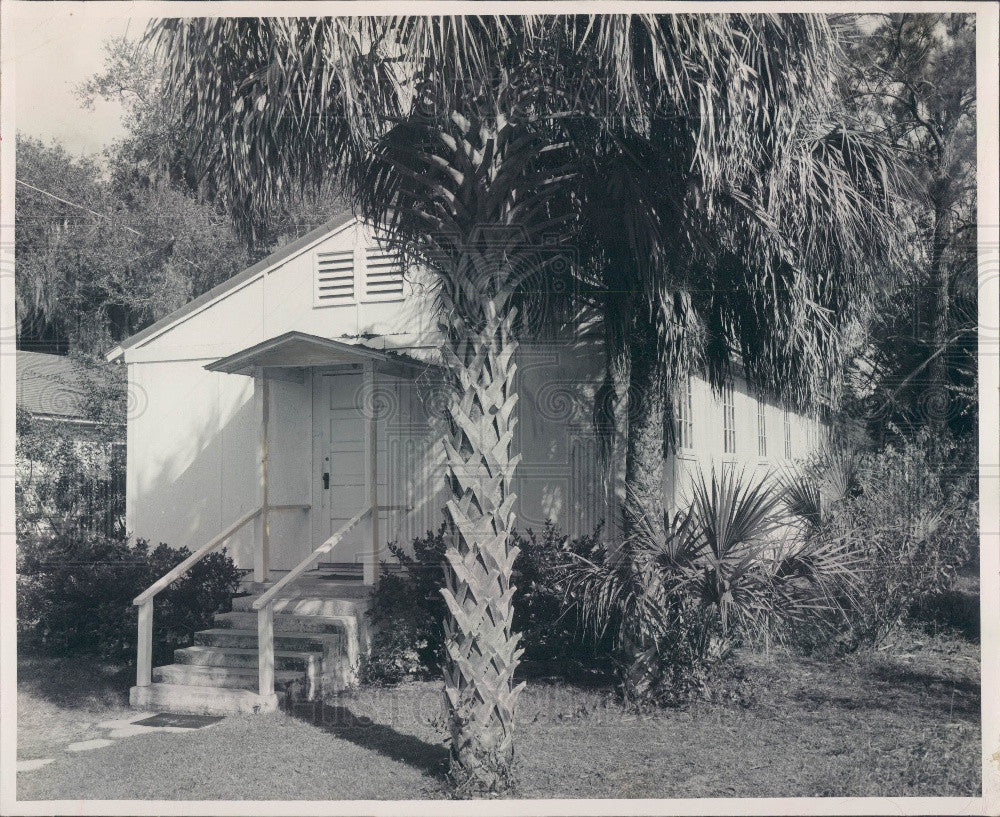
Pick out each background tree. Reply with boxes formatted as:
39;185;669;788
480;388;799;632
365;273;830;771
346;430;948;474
79;36;347;258
15;135;251;355
839;13;976;446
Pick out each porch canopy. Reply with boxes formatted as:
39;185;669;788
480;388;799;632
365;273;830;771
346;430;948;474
204;330;425;378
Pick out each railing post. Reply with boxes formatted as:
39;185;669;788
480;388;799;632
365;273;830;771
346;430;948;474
258;604;274;697
136;600;153;687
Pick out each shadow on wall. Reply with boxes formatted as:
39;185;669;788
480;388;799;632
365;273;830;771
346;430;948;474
130;375;260;566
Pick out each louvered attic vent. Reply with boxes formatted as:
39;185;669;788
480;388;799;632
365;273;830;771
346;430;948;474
364;246;404;299
314;249;355;306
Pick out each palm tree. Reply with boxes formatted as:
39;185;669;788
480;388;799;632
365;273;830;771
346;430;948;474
153;14;901;791
562;15;903;537
154;17;581;793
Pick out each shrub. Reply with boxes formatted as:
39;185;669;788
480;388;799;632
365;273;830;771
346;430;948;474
511;522;607;667
17;532;242;664
564;468;859;706
363;522;607;685
362;527;448;684
805;435;977;647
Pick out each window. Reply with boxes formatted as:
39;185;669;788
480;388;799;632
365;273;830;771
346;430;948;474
723;381;736;454
757;399;767;457
675;376;694;450
314;249;355;306
783;409;792;459
364;245;404;299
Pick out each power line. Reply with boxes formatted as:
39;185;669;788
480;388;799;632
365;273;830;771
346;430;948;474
17;179;146;237
16;178;208;272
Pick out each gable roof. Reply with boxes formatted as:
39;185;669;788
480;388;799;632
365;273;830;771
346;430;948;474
106;212;356;361
17;351;98;421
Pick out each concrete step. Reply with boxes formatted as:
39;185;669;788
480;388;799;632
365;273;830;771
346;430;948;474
315;561;407;577
130;682;279;716
214;610;350;636
193;628;338;653
153;663;303;691
174;645;321;673
239;573;370;600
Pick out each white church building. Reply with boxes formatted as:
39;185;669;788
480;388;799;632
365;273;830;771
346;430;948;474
108;214;828;715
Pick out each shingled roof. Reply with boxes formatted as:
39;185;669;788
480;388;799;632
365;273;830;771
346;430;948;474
16;351;98;421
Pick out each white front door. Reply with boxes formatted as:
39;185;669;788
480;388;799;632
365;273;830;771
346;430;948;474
312;369;371;562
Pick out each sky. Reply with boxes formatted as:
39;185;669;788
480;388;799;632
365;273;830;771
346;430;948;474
12;11;141;156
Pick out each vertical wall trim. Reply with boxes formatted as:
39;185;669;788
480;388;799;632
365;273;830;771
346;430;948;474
366;363;379;586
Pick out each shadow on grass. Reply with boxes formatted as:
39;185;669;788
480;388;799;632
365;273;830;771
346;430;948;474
792;661;980;720
290;701;449;779
868;663;981;698
18;653;132;711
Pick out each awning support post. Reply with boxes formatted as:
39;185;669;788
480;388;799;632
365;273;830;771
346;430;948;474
256;372;270;583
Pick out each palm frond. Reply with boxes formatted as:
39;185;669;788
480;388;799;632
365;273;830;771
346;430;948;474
777;465;825;528
688;465;783;562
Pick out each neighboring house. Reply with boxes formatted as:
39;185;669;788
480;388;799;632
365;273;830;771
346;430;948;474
16;350;125;537
107;215;829;714
17;350;98;425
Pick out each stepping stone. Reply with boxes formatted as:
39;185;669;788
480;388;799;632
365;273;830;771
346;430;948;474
107;725;162;739
17;759;54;772
66;739;115;752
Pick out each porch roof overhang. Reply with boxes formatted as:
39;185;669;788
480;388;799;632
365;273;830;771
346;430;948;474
204;330;431;378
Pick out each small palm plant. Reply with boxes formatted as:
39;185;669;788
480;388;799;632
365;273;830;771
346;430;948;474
564;466;860;704
778;446;861;529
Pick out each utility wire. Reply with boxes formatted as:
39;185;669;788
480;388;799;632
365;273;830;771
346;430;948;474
17;179;146;237
16;178;208;272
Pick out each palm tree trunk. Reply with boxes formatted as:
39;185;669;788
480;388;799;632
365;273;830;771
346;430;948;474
439;283;525;795
926;193;953;435
623;312;668;541
597;293;632;549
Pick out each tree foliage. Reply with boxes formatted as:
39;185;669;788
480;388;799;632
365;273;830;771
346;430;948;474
839;14;977;445
15;134;251;355
80;36;348;253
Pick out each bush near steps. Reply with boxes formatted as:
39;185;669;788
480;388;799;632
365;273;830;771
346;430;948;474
17;531;242;665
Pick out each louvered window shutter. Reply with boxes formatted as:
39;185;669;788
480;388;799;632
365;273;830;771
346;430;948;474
314;249;355;306
364;246;404;299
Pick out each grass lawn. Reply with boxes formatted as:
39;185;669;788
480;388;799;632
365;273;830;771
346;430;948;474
17;628;980;801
